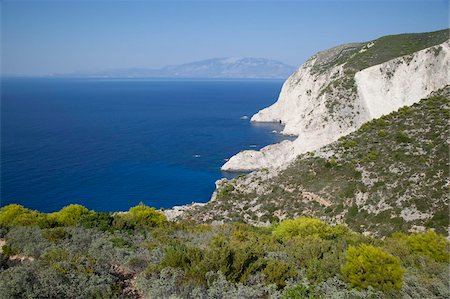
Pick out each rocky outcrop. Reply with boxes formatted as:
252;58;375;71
222;37;450;172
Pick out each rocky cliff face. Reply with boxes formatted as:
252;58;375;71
222;30;450;171
176;87;450;236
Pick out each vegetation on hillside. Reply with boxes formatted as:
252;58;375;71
312;28;449;75
181;88;449;237
0;203;449;298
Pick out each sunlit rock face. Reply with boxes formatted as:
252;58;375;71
222;39;450;172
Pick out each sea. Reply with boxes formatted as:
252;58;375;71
1;78;291;212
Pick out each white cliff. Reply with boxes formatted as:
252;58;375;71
222;39;450;172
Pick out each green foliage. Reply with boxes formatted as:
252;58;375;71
112;203;166;230
395;230;449;262
217;183;235;198
396;131;411;143
0;204;47;227
325;158;338;168
41;227;70;243
48;204;90;226
345;29;449;72
0;202;448;297
377;129;387;137
158;242;204;279
342;244;404;291
262;259;296;288
365;150;378;161
273;217;349;241
2;244;19;257
78;212;114;231
128;202;167;227
283;284;315;299
342;139;357;149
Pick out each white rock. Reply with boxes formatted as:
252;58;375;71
222;41;450;171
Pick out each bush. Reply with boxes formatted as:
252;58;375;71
5;226;50;258
79;212;114;231
42;227;70;243
129;203;166;227
342;244;404;291
1;244;18;257
217;183;235;198
396;131;411;143
115;203;166;229
397;230;449;262
315;277;382;298
0;204;46;227
377;129;387;137
272;217;348;241
48;204;90;226
342;139;357;149
262;259;296;289
287;237;346;283
0;259;118;298
282;284;315;299
365;150;378;161
325;159;338;168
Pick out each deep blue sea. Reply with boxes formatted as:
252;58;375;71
1;78;289;212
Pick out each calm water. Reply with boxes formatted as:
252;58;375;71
1;78;288;212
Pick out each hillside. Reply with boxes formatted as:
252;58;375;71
222;29;449;171
177;87;450;237
60;57;296;79
0;204;449;298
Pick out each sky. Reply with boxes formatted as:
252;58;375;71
1;0;449;76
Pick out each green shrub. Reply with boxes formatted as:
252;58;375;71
78;212;114;231
262;259;296;289
365;150;378;161
342;139;357;149
6;226;51;258
282;284;315;299
202;231;274;285
42;227;70;243
396;131;411;143
217;183;235;198
2;244;18;257
377;129;387;137
398;231;449;262
0;204;46;227
273;217;348;241
342;244;404;291
127;203;167;227
112;203;166;230
48;204;89;226
325;159;338;168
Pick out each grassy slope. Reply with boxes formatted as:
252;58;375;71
313;28;449;74
345;28;449;72
187;88;449;236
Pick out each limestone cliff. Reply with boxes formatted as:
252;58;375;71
178;87;450;236
222;30;450;171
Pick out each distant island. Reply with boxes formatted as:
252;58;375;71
56;57;296;79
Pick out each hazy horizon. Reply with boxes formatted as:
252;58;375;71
1;0;448;76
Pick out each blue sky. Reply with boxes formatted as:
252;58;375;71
1;0;448;75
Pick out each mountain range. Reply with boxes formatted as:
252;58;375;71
60;57;296;79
